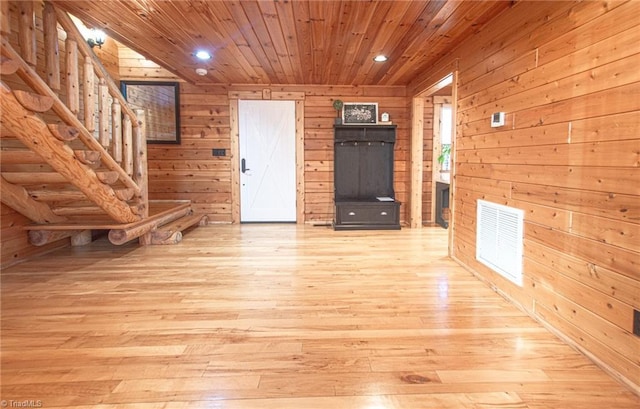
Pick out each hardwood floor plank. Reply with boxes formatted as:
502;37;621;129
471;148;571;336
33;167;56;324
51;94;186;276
1;225;638;408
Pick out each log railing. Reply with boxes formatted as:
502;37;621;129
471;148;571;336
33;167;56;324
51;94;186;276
0;1;148;219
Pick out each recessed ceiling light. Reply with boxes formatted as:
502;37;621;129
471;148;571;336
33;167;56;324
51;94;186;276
373;55;388;62
195;50;212;60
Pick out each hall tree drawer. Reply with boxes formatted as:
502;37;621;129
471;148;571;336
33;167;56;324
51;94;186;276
335;203;399;225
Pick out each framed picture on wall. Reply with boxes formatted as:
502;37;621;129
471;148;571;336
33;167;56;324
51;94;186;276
120;81;181;144
342;102;378;125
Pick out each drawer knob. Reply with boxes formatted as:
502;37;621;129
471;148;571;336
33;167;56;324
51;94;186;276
348;211;356;216
380;211;388;216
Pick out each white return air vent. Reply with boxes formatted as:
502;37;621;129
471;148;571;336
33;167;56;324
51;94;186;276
476;200;524;287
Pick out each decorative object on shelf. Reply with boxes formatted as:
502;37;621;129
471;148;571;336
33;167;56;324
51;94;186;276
342;102;378;125
379;111;392;125
332;99;344;125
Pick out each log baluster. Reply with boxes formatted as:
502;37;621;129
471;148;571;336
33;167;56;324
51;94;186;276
65;38;79;114
18;1;36;67
134;109;149;219
0;2;10;36
123;116;133;176
84;57;96;133
43;3;60;92
112;99;122;163
98;78;109;147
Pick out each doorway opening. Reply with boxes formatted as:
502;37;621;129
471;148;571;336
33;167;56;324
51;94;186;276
410;73;457;253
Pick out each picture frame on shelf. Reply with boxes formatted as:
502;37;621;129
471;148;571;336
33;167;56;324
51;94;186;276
342;102;378;125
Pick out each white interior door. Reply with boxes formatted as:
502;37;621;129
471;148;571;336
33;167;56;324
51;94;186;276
239;100;296;222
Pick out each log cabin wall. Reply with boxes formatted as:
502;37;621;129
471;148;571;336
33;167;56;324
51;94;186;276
117;50;410;223
408;1;640;391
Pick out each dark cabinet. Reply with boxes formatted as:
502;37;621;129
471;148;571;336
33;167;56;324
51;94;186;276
333;125;401;230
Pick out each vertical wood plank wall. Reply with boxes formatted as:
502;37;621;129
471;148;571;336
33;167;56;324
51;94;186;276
409;0;640;390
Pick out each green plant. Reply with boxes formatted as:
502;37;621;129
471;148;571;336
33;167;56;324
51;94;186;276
437;144;451;165
332;99;343;116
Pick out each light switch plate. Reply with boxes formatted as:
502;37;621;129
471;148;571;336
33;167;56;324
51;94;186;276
491;112;505;127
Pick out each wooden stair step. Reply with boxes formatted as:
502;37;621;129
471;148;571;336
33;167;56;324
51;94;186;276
47;123;79;141
1;148;104;167
108;202;192;245
51;206;109;216
2;171;119;185
151;213;209;245
0;150;45;164
28;187;135;202
13;90;54;113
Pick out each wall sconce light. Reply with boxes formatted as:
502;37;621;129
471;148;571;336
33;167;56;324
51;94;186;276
86;29;106;49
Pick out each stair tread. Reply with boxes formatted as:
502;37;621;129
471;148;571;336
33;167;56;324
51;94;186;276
24;201;192;230
157;213;204;232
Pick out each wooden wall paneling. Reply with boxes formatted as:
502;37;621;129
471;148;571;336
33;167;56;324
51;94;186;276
526;223;638;281
525;256;634;333
457;140;639;168
569;111;640;144
457;122;569;150
511;182;639;223
524;239;640;309
459;55;640;126
457;162;639;196
410;96;424;228
533;302;640;391
530;274;640;373
536;1;640;67
408;0;640;392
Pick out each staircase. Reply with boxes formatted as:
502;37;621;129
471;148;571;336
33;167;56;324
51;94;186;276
0;1;206;247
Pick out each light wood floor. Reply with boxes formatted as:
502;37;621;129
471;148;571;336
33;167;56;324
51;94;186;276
1;225;638;408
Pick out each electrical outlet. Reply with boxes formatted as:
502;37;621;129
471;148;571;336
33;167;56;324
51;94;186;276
212;149;226;157
633;309;640;337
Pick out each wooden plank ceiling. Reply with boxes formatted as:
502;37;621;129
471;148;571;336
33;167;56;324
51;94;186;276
50;0;511;86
